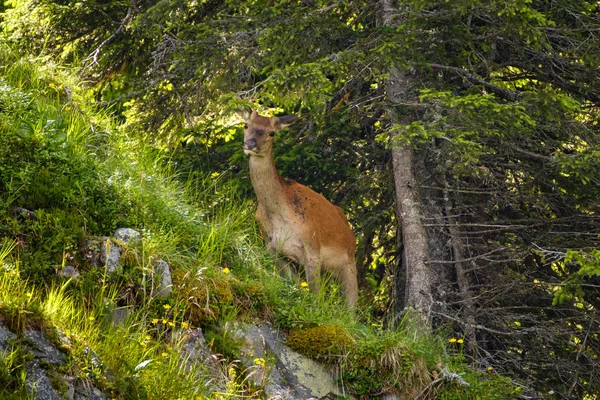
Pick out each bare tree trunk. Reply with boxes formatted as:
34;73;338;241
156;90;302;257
416;150;454;323
391;142;432;324
380;0;432;327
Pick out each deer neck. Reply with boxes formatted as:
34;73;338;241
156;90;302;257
249;150;288;216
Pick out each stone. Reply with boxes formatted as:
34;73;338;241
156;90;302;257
73;382;109;400
154;260;172;299
26;360;64;400
83;237;122;276
58;266;81;280
114;228;141;244
24;330;66;366
110;307;132;326
234;323;346;399
103;239;122;276
13;207;36;219
0;323;17;350
0;323;109;400
179;328;224;392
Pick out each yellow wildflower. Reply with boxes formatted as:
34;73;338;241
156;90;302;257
449;338;457;343
457;338;464;344
145;335;151;341
253;357;266;367
300;281;309;288
168;321;175;327
223;267;231;275
163;304;171;310
161;352;168;357
181;322;189;329
88;316;95;321
151;318;159;324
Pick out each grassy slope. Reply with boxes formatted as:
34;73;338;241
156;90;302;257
0;45;519;399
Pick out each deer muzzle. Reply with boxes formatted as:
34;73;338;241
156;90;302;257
243;139;259;155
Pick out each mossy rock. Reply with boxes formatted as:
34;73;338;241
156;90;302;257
287;324;352;360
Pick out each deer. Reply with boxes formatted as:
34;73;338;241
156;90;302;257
242;110;358;307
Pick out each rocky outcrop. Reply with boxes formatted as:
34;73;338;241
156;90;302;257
0;323;109;400
1;318;354;399
234;322;347;399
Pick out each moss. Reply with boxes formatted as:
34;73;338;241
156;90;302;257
286;324;352;360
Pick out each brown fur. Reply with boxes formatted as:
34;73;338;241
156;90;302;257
243;110;358;307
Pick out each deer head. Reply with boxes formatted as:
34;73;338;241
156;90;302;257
242;110;298;157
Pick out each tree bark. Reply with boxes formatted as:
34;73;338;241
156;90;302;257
391;141;432;324
380;0;433;327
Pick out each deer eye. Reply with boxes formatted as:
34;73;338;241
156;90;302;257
269;132;275;137
244;123;248;129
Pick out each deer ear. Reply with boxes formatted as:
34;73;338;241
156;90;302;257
237;109;253;122
276;114;299;128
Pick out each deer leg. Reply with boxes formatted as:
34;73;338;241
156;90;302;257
303;253;322;295
340;265;358;308
275;257;294;279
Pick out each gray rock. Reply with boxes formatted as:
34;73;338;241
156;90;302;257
0;323;17;349
234;323;345;399
154;260;172;299
178;328;224;391
0;325;109;400
114;228;141;244
110;307;131;326
104;240;122;276
25;330;66;366
180;328;219;371
13;207;37;219
73;381;109;400
55;328;72;350
84;237;122;276
26;360;64;400
58;266;81;280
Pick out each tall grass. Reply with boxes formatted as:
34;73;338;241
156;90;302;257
0;244;211;398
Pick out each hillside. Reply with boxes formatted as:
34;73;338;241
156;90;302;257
0;44;521;399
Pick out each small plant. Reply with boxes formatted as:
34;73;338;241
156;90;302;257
0;343;32;399
0;269;41;333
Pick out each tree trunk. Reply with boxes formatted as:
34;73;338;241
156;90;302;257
380;0;432;327
416;149;454;323
391;141;432;324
